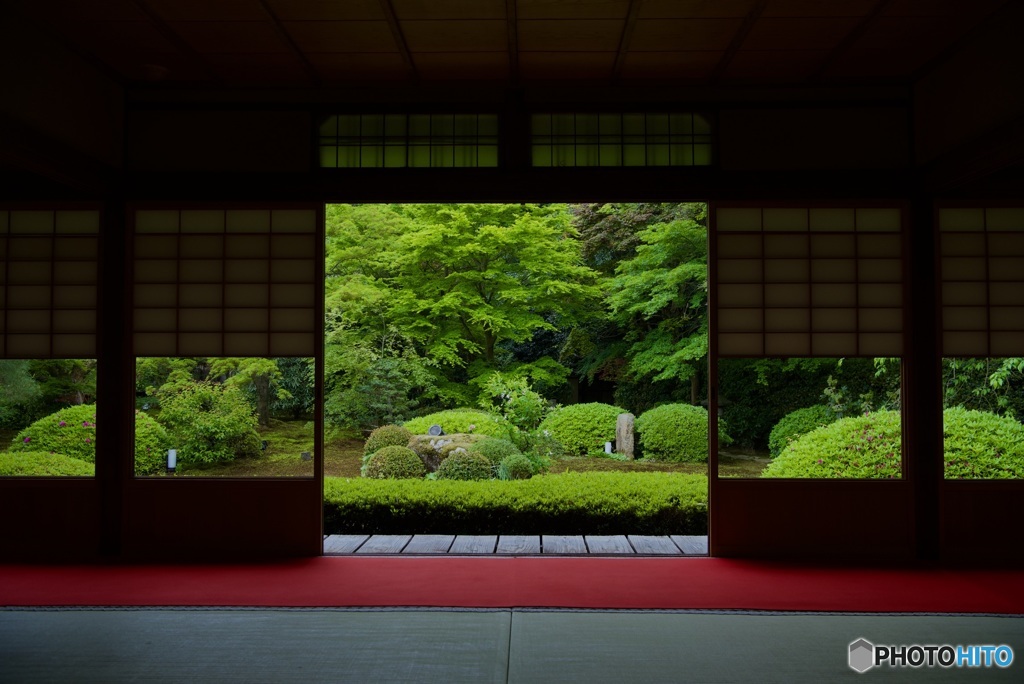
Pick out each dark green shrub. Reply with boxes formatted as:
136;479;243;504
635;403;725;463
436;451;492;481
538;402;625;457
403;409;511;439
363;424;412;456
364;445;426;479
943;407;1024;479
132;410;172;475
468;437;522;467
12;404;98;462
324;472;708;535
407;433;488;471
156;383;261;467
497;453;534;480
767;405;835;458
763;411;902;479
0;451;94;477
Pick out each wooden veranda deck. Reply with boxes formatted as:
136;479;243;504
324;534;708;556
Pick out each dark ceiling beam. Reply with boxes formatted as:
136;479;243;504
377;0;418;82
0;114;113;195
256;0;322;88
506;0;520;85
709;0;768;85
130;0;222;84
911;0;1018;84
611;0;644;83
809;0;893;82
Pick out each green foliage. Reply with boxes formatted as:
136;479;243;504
132;411;172;476
363;424;413;456
364;445;426;480
476;374;551;432
403;409;511;439
323;472;708;535
943;407;1024;479
497;453;535;480
718;357;897;448
635;403;719;463
762;411;902;479
943;357;1024;418
767;405;835;458
407;433;488;471
0;451;94;477
12;404;98;462
155;383;261;467
208;357;289;428
272;357;315;420
606;210;708;386
0;360;44;429
539;402;625;457
468;437;522;467
436;450;492;481
27;359;96;406
10;404;169;476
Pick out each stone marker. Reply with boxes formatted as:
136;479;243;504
616;413;635;460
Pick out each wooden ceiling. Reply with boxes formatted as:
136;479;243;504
6;0;1014;88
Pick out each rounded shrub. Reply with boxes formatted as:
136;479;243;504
363;424;412;456
403;409;510;439
763;411;902;479
468;437;522;468
538;402;625;457
497;453;534;480
636;403;720;463
0;451;94;477
132;410;172;475
156;383;261;467
943;407;1024;479
364;446;426;479
436;451;492;481
12;404;98;462
767;405;835;458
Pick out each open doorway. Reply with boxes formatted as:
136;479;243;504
322;202;711;555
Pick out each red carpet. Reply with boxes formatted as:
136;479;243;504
3;557;1023;613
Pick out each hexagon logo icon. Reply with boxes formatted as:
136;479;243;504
849;638;875;673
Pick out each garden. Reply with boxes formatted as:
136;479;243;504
2;203;1024;535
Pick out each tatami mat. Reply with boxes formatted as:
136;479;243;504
2;609;1021;683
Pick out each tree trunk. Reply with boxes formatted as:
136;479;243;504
255;374;272;427
484;330;496;363
691;374;699;405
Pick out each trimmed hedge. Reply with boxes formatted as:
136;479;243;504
538;402;625;457
364;445;426;479
403;409;510;439
468;437;522;467
635;403;718;463
767;405;834;458
497;453;534;480
762;411;901;479
408;433;488;471
363;424;412;456
324;472;707;535
944;407;1024;479
435;450;492;481
0;451;94;477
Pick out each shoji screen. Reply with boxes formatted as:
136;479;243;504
714;206;904;357
0;209;99;358
133;209;318;357
939;208;1024;356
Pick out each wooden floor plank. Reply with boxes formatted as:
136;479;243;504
584;535;634;555
403;535;456;554
449;535;498;555
629;535;682;555
355;535;412;554
323;535;369;555
670;535;709;555
496;536;541;555
541;536;587;554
